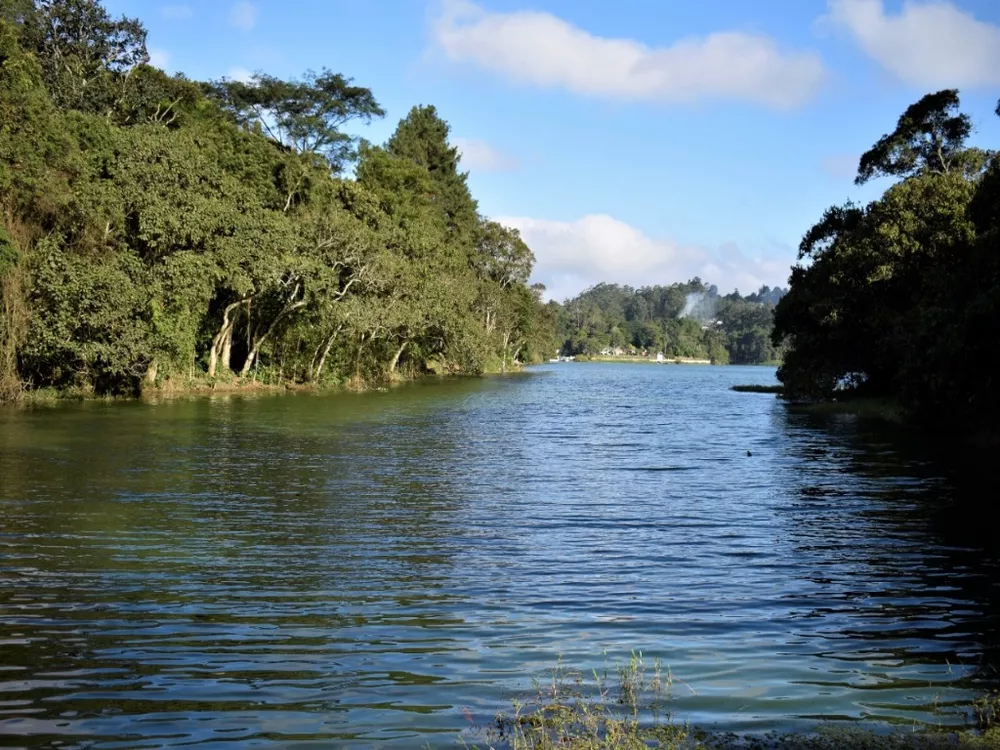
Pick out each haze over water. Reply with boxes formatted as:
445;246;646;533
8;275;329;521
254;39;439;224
2;364;998;748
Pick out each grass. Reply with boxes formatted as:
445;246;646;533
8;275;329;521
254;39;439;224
465;651;688;750
457;655;1000;750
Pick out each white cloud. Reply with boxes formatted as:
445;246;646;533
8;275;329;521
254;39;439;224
148;48;170;70
825;0;1000;88
498;214;791;302
160;5;193;21
228;67;255;84
229;2;258;31
431;0;825;109
453;137;521;172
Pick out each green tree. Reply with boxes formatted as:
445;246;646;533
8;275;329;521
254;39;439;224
387;105;479;246
856;89;972;184
210;68;384;171
774;89;1000;435
0;1;554;400
17;0;149;114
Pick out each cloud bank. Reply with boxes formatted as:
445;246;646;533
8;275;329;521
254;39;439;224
431;0;825;109
498;214;791;303
825;0;1000;88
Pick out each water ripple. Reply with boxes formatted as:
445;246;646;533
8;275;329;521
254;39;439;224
2;364;999;748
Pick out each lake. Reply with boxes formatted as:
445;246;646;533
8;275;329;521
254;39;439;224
1;364;998;748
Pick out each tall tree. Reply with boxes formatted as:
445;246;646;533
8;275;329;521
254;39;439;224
17;0;148;114
386;105;479;245
855;89;972;185
774;89;1000;435
210;69;384;171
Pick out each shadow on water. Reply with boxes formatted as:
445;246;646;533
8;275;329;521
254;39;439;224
776;408;1000;716
1;366;999;747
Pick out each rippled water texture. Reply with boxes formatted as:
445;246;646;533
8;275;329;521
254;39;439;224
2;364;999;748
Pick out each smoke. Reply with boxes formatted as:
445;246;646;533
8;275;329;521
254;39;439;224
680;292;717;322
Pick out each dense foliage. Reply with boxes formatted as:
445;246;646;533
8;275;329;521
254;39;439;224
553;282;786;364
0;0;557;399
772;90;1000;433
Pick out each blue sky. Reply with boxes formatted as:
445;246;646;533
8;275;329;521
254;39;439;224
105;0;1000;301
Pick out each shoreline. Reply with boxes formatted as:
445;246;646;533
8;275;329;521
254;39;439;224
570;355;716;365
0;365;538;408
467;654;1000;750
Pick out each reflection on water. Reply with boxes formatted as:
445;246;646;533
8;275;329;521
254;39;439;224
1;364;998;748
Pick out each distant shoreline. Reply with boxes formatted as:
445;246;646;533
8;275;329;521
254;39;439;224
560;355;780;366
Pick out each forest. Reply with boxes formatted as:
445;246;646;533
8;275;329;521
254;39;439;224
554;282;786;364
0;0;558;400
10;2;993;418
771;90;1000;435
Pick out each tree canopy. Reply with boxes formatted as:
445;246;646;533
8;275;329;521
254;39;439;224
550;282;786;364
855;89;974;185
0;0;555;400
208;68;384;171
773;90;1000;435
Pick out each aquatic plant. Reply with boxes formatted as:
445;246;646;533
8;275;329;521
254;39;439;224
460;655;1000;750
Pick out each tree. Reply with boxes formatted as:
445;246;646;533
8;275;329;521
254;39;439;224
473;220;533;289
0;0;553;400
0;0;33;24
387;105;479;245
18;0;149;114
856;89;971;185
774;88;1000;436
210;68;384;171
550;281;782;364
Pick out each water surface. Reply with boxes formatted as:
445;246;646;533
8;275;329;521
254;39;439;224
2;364;998;748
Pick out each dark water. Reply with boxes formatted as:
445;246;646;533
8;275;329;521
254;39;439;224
1;364;998;748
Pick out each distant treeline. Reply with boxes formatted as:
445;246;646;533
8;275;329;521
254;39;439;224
772;90;1000;435
550;281;787;364
0;0;556;401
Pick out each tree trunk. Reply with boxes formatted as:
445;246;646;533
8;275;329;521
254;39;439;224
209;299;247;377
501;331;511;373
143;360;158;389
220;325;233;373
314;334;337;380
311;325;343;381
239;291;306;377
389;340;408;374
354;333;368;380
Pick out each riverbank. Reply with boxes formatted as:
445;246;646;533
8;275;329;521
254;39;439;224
575;355;716;365
3;362;535;407
6;377;317;406
471;656;1000;750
